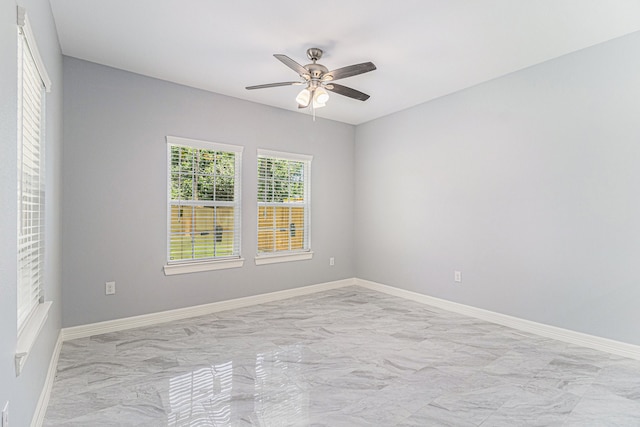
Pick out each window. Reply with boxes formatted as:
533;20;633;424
16;6;52;376
165;136;243;275
257;149;312;264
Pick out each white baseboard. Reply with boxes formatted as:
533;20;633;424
356;278;640;361
62;278;356;341
60;276;640;360
31;330;63;427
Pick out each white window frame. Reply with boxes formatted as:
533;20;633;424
15;6;52;376
256;149;313;265
164;136;244;275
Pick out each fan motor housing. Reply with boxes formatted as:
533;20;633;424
305;63;328;79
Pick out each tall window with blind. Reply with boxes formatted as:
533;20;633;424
257;150;311;257
166;137;242;269
17;7;51;336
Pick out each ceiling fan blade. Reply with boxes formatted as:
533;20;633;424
325;83;370;101
274;54;310;78
324;62;376;81
246;81;303;90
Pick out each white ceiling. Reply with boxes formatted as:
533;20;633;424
49;0;640;125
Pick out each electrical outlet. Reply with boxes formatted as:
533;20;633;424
2;401;8;427
329;257;335;266
454;271;462;283
105;281;116;295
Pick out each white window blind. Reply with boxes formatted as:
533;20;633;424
17;7;50;334
257;149;311;255
167;136;243;264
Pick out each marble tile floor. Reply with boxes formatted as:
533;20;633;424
44;286;640;426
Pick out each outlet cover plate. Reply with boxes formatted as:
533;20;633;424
105;281;116;295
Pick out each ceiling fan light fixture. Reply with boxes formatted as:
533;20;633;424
312;98;326;109
246;48;375;114
314;87;330;104
296;88;311;107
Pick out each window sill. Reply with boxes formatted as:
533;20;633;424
15;301;52;376
255;251;314;265
164;258;244;275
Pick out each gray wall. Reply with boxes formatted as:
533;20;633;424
0;0;63;425
62;57;355;327
355;31;640;345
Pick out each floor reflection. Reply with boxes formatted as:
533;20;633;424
168;361;233;425
167;346;308;425
254;344;309;425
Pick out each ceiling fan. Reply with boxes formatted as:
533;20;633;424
246;48;376;109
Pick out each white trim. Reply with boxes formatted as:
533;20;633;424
255;251;314;265
166;135;244;153
31;331;63;427
164;258;244;275
62;278;355;340
356;279;640;361
15;301;52;376
16;6;51;92
257;148;313;162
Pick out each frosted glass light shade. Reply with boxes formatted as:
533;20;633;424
296;88;311;107
315;87;329;104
